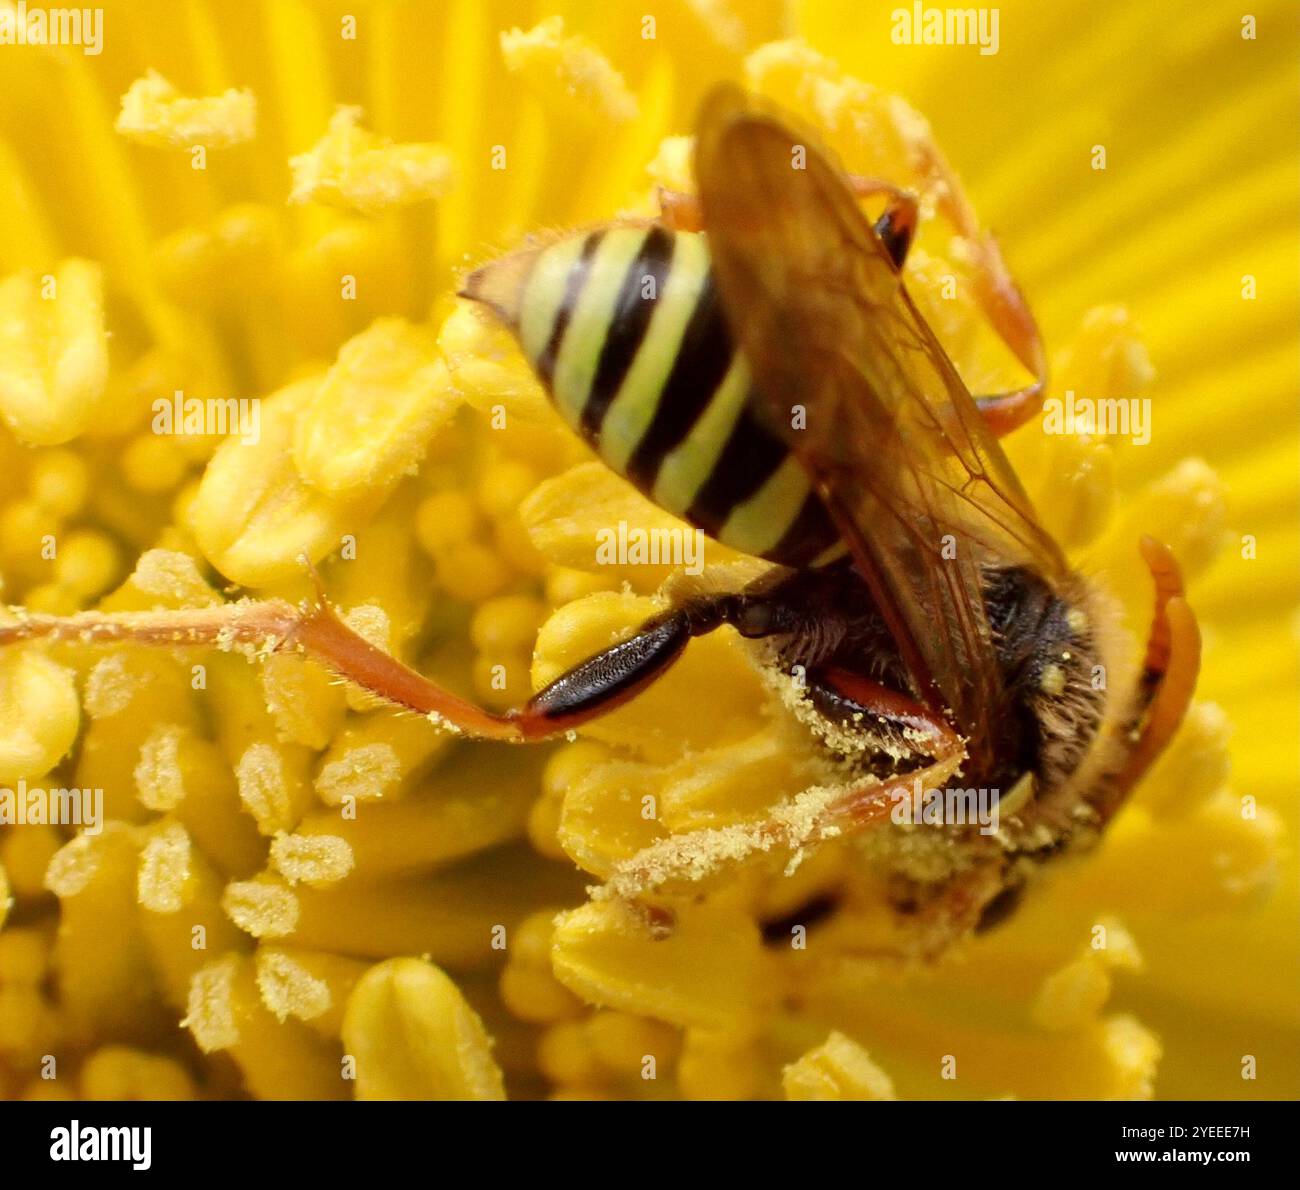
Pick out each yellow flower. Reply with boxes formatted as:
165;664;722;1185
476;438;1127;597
0;0;1295;1102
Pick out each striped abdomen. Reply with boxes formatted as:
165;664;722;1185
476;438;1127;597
463;225;841;570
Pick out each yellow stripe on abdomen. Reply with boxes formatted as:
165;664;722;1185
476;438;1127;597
650;354;750;518
495;224;844;570
549;229;649;429
519;234;588;367
716;454;813;559
598;231;712;474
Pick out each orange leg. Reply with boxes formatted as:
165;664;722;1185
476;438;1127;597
843;172;1045;433
605;671;966;899
0;587;781;744
0;597;536;741
908;140;1048;436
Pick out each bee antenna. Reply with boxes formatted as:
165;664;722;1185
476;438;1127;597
1101;537;1201;817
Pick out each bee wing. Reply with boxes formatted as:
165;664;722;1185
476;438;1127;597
695;84;1067;769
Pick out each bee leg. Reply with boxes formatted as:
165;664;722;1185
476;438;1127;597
0;589;765;743
907;155;1048;436
961;251;1047;436
0;596;538;742
302;595;695;742
606;752;966;899
845;171;1046;431
802;664;960;756
604;671;967;899
961;244;1048;435
507;589;795;736
969;371;1047;438
303;586;792;740
841;176;919;269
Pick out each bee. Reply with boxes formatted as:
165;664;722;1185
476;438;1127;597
0;86;1199;954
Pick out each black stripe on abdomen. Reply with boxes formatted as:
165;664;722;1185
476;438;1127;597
624;274;735;490
767;492;841;568
686;407;787;536
535;230;604;386
580;226;675;444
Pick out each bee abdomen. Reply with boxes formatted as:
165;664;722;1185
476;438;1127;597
499;225;840;569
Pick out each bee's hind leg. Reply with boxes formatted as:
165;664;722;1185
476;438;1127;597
969;372;1048;438
307;585;792;741
247;587;789;742
961;263;1048;438
0;596;539;743
0;587;783;743
510;588;797;737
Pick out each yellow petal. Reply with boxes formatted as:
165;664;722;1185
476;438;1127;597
80;1046;197;1100
182;953;346;1099
269;833;355;887
255;945;368;1036
0;641;79;783
438;300;556;425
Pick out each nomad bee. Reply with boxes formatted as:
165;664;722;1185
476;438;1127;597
0;86;1199;952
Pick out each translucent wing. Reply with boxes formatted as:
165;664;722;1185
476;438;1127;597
695;84;1067;774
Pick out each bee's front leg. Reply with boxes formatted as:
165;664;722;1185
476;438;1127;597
604;676;966;900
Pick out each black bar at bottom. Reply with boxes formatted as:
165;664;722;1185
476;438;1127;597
0;1098;1290;1178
